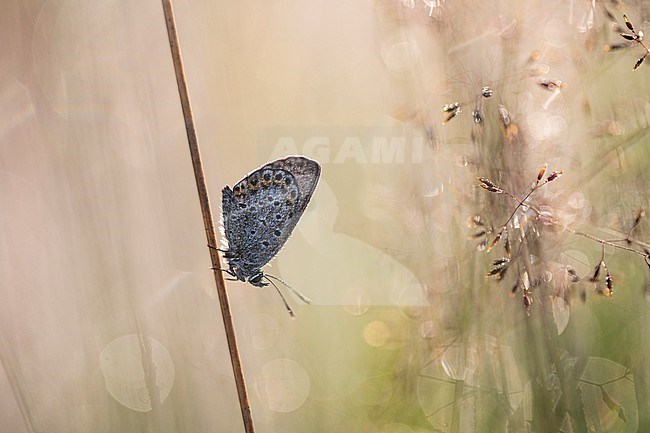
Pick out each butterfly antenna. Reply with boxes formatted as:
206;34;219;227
265;274;312;304
264;277;296;319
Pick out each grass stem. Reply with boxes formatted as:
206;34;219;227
160;1;256;431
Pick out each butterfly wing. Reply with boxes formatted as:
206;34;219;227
221;185;236;252
264;156;320;213
221;156;320;275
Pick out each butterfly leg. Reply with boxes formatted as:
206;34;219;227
207;244;230;254
211;266;240;282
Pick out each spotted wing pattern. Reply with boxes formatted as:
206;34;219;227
221;156;320;279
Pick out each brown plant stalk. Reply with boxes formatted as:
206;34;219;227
161;1;256;432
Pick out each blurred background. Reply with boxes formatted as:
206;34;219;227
1;0;650;432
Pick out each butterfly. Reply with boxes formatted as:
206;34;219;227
221;156;320;316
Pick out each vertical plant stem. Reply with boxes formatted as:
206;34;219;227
160;1;255;432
